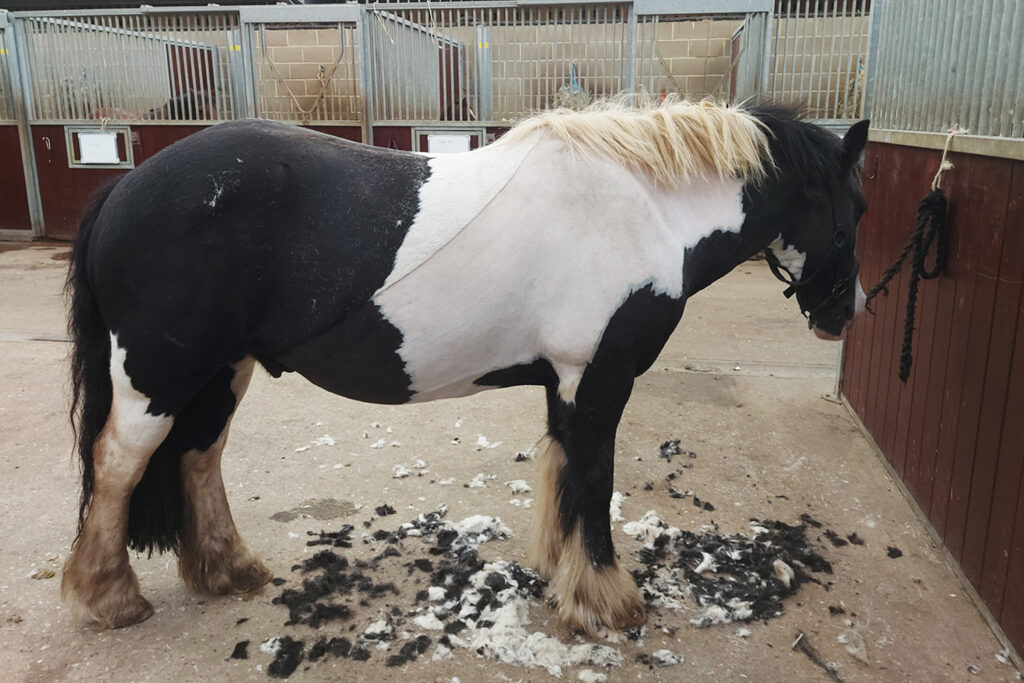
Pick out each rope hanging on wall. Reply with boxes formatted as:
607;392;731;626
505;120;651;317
863;128;961;383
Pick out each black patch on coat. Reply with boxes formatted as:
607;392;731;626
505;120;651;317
546;285;685;568
277;303;413;404
229;640;249;659
83;120;431;555
89;120;431;415
473;357;558;389
127;363;242;555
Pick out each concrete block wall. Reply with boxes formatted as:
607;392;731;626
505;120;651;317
770;15;870;118
636;18;741;102
222;15;867;124
253;27;361;122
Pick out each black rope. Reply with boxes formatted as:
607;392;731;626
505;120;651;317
863;188;948;382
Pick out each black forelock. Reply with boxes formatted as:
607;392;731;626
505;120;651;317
750;104;844;191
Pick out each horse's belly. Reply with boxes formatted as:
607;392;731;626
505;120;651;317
275;303;416;405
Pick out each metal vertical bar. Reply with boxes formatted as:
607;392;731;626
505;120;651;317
10;15;44;234
622;1;630;94
788;0;799;101
103;14;116;115
357;6;374;144
30;20;49;120
854;0;871;122
174;14;191;120
181;14;198;120
241;13;258;119
812;0;825;116
437;12;447;121
860;0;883;122
73;16;90;120
758;9;772;100
136;12;150;117
0;28;9;120
91;15;105;115
798;0;811;105
107;14;122;116
196;15;213;121
57;17;73;119
116;13;128;117
398;12;407;121
823;0;841;117
836;0;852;119
770;2;781;96
781;0;793;98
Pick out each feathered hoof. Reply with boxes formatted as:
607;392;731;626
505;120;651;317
225;559;273;595
179;546;272;596
61;559;155;629
549;553;647;636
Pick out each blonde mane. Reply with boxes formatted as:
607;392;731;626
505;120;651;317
496;97;771;187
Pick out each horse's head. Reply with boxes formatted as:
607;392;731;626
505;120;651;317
753;111;869;340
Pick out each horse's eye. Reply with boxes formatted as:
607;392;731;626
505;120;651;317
834;230;846;247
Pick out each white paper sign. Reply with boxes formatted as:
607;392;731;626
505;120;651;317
426;134;471;154
78;132;120;164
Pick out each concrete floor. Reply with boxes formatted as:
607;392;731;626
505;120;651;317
0;243;1019;682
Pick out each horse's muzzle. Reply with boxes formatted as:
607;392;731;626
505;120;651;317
813;325;846;341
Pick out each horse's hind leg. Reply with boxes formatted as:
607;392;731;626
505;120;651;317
62;343;174;628
530;372;646;635
177;357;272;595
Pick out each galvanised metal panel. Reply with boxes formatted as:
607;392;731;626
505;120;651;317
870;0;1023;139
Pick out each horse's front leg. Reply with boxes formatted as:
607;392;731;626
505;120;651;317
530;372;646;635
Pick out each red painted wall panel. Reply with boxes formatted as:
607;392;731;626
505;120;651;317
32;124;205;239
0;125;32;232
841;141;1024;656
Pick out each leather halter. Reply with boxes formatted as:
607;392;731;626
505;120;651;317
763;182;856;330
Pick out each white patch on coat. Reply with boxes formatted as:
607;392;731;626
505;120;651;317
766;234;806;280
374;136;747;402
379;140;538;290
108;333;173;456
855;277;866;315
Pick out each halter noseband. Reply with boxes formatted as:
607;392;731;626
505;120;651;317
764;183;856;330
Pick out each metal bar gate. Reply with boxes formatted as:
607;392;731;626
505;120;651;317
0;0;881;237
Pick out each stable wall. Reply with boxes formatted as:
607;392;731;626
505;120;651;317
841;140;1024;654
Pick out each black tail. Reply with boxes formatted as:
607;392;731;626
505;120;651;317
67;178;123;536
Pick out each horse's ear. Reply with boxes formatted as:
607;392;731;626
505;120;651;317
841;119;870;168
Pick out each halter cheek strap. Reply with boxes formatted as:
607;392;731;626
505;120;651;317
764;183;855;328
764;249;799;299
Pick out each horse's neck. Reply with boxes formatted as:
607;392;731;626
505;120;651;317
677;182;782;297
633;175;766;298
